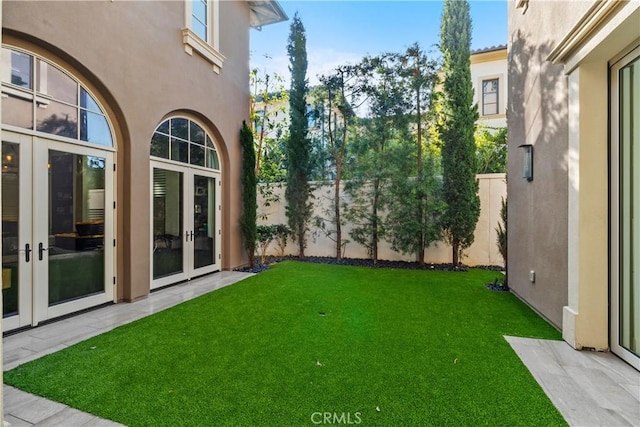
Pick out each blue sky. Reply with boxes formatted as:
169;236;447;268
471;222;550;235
250;1;507;86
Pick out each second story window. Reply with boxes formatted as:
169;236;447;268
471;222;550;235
191;0;208;41
482;78;499;116
182;0;225;73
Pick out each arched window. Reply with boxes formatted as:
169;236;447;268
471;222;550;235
150;117;219;170
1;46;113;147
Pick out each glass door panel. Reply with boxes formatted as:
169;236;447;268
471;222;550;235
2;133;113;330
152;168;185;281
193;175;215;270
619;55;639;358
2;134;33;331
151;164;220;288
3;141;20;317
48;151;105;305
34;140;114;324
611;47;640;370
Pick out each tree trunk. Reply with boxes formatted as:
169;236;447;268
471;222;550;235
254;73;271;177
335;163;342;260
416;81;425;266
416;92;423;179
254;104;267;177
299;222;305;258
417;189;425;266
372;179;380;264
452;240;459;266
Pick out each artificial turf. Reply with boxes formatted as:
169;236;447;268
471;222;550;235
4;261;566;426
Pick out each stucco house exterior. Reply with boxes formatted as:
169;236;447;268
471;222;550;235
0;0;286;333
508;0;639;370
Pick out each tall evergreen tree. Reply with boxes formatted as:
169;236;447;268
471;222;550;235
439;0;480;266
239;121;257;267
285;13;312;257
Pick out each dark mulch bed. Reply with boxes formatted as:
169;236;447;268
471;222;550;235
485;282;509;292
235;262;272;274
235;255;505;275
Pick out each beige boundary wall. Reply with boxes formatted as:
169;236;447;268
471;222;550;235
258;173;506;266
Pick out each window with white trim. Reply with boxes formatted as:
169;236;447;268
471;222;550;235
150;117;220;170
182;0;225;73
482;78;499;116
1;46;114;147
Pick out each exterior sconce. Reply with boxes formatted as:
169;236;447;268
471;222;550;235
519;144;533;181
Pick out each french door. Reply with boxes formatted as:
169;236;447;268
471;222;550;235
2;131;115;331
610;46;640;370
151;161;221;289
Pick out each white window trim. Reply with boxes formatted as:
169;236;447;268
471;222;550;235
182;0;225;73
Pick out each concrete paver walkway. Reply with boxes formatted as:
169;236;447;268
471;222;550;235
506;336;640;427
2;271;253;426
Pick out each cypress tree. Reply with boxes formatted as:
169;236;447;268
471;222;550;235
439;0;480;266
240;121;257;267
285;13;312;257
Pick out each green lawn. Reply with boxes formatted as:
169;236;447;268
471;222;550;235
4;262;566;426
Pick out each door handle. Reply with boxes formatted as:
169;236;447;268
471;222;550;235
190;231;194;241
20;243;32;263
38;242;48;261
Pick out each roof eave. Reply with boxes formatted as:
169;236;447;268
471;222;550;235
247;0;288;28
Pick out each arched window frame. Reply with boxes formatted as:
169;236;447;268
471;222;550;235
1;45;115;149
150;117;220;171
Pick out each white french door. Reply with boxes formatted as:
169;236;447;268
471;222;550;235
610;46;640;370
150;161;221;289
2;131;115;331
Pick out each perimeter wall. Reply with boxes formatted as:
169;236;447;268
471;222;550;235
257;173;506;266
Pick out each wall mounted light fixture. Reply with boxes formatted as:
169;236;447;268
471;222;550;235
519;144;533;181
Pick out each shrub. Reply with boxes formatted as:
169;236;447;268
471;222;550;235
256;224;291;263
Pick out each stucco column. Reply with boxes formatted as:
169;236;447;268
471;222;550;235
123;127;151;302
563;63;609;351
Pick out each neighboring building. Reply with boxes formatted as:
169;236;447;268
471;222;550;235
508;0;639;370
0;1;287;332
470;45;508;129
